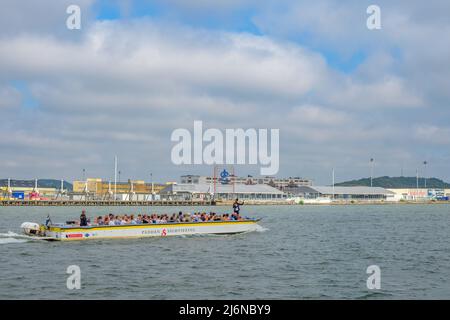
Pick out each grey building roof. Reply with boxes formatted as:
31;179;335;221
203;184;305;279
283;186;320;195
160;183;285;195
310;186;395;195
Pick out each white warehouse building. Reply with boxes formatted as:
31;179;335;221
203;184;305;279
284;186;396;201
160;183;286;201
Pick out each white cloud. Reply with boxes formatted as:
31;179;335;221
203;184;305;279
288;105;350;126
415;125;450;146
0;21;325;101
329;76;423;109
0;86;21;109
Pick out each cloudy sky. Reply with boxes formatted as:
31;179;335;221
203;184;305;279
0;0;449;184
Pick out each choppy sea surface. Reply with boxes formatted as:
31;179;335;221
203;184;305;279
1;204;449;299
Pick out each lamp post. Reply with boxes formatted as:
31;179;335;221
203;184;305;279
370;158;374;187
423;161;428;188
416;168;419;201
114;156;117;201
82;168;85;181
150;173;154;200
332;168;335;201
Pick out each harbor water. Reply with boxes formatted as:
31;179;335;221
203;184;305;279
1;204;450;299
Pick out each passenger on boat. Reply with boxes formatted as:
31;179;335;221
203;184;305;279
78;211;249;227
121;215;130;225
96;216;104;225
80;210;88;226
233;198;244;217
184;213;192;222
210;212;219;221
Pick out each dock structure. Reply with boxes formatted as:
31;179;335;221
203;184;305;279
0;200;216;206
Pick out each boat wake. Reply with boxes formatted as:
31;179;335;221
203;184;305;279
255;225;269;232
0;231;30;244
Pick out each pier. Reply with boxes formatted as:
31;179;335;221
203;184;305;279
0;200;216;207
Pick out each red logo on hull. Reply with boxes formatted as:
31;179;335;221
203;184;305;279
66;233;83;238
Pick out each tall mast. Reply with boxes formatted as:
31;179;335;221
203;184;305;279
370;158;374;187
114;156;117;200
332;168;335;201
416;168;419;201
130;180;134;201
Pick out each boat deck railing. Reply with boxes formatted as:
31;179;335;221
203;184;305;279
51;218;261;229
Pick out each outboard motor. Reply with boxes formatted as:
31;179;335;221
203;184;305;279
20;222;42;236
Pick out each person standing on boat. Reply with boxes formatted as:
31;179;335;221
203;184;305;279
232;198;244;218
45;215;52;228
80;210;88;227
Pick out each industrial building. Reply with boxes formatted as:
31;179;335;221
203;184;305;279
0;179;59;200
72;178;167;200
0;186;57;200
284;186;396;201
160;183;287;201
180;175;312;189
387;188;450;201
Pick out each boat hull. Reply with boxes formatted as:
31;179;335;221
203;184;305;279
43;220;260;241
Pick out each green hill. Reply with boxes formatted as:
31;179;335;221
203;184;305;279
336;176;450;189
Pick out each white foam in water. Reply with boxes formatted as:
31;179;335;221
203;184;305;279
255;225;269;232
0;231;20;237
0;231;29;244
0;238;28;244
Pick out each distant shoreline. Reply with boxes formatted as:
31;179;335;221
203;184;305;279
0;200;449;207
